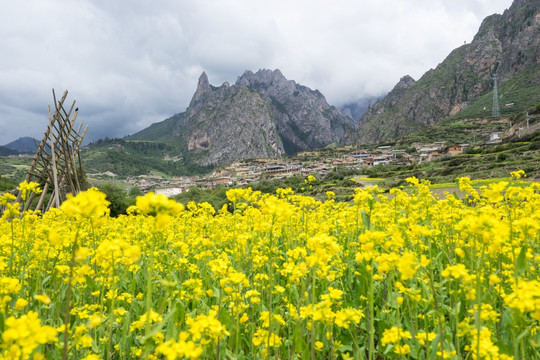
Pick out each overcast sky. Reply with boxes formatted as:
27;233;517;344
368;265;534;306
0;0;514;145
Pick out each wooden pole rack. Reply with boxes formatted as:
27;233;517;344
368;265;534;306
16;89;88;213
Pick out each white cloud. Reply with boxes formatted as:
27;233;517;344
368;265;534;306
0;0;513;144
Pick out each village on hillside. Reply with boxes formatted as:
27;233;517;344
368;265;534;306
128;139;492;196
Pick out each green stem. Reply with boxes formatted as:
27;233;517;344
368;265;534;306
107;257;116;360
428;269;444;357
368;264;375;360
8;220;15;276
62;222;81;360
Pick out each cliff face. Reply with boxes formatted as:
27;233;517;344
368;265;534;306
175;74;284;166
236;69;354;153
130;69;355;166
356;0;540;144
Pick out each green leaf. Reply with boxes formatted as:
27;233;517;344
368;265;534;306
516;328;529;343
338;344;353;352
428;334;442;360
224;348;243;360
457;301;466;320
290;286;299;303
140;310;175;344
500;308;515;341
516;246;527;275
383;344;394;355
360;210;372;230
0;312;5;333
175;300;185;324
41;275;52;287
84;275;98;291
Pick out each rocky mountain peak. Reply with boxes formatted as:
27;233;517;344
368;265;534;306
474;14;503;41
189;71;212;109
236;68;291;89
394;75;416;90
375;75;417;109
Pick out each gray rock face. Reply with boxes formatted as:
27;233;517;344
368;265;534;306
235;69;355;154
180;84;283;166
355;0;540;144
131;69;355;166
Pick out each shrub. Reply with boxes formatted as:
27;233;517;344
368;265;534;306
497;153;508;162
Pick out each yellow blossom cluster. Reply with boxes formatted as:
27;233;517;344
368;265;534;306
1;311;57;359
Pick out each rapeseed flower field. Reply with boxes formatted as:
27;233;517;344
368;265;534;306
0;172;538;359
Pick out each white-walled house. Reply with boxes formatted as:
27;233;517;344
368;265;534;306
155;187;183;197
489;132;503;142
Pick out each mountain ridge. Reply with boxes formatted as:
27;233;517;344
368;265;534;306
355;0;540;144
129;69;356;166
3;136;37;154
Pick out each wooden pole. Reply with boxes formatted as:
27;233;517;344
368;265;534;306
69;148;81;193
50;141;61;208
35;182;49;212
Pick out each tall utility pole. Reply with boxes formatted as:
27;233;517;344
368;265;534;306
492;72;501;118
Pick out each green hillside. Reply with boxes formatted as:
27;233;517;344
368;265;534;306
81;138;211;178
374;130;540;186
449;62;540;120
127;114;182;141
401;63;540;144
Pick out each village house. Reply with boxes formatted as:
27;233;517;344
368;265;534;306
488;132;503;143
362;157;375;166
444;143;470;155
211;177;234;186
373;155;391;166
377;145;392;154
445;144;463;155
195;177;235;189
236;177;257;186
264;164;303;176
351;149;370;156
419;146;439;154
300;167;314;175
391;149;408;158
155;187;184;197
433;141;445;149
431;149;444;159
315;168;331;176
264;164;287;175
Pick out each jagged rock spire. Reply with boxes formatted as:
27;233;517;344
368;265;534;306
189;72;211;108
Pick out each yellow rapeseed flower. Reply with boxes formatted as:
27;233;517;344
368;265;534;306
60;188;110;219
1;311;57;359
381;327;411;346
14;298;28;310
156;333;203;360
135;192;184;216
17;180;42;201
